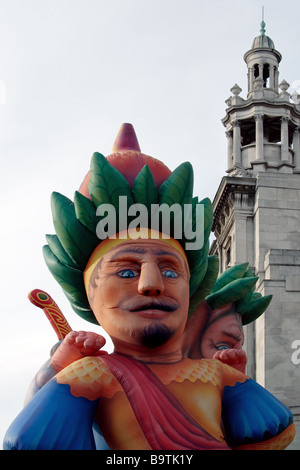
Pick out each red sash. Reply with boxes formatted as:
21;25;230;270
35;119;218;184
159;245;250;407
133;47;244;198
101;353;229;450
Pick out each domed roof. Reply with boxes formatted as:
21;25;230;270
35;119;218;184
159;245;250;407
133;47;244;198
251;21;275;49
252;35;275;49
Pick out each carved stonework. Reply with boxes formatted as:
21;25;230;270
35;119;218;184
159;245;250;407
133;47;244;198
253;113;264;121
212;177;256;235
231;162;251;177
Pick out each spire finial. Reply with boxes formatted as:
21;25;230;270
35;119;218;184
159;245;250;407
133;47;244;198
260;6;266;36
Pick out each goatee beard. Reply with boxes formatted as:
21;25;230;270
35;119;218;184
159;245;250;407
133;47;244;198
138;323;175;349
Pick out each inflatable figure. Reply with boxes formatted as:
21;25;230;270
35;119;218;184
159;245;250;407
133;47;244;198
25;260;266;399
4;124;295;450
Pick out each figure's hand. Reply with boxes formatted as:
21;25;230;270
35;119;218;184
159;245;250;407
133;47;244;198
213;348;247;374
50;331;107;372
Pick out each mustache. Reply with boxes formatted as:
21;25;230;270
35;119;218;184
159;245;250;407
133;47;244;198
120;298;179;312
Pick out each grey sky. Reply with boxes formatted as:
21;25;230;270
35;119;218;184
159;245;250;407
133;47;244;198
1;0;299;446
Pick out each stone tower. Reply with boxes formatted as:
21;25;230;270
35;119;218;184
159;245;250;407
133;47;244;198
210;21;300;448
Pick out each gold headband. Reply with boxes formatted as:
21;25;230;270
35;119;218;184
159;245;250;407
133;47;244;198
83;228;190;292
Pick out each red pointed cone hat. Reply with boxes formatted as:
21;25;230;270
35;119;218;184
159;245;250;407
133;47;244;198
111;123;141;153
78;123;171;198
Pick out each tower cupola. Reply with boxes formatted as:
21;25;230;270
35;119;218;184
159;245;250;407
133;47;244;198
244;20;281;98
222;20;300;177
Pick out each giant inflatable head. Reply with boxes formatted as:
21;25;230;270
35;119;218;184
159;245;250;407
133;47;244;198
43;123;215;325
184;262;272;358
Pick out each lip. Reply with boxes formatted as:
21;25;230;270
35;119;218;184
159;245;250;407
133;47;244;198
130;302;177;312
131;308;172;319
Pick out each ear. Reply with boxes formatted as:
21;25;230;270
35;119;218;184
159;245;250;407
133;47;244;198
182;301;211;359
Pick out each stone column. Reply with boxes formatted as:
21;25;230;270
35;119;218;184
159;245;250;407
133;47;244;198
275;68;279;90
293;127;300;171
248;67;254;92
232;121;241;165
281;117;289;161
226;130;233;169
254;114;264;160
269;65;275;89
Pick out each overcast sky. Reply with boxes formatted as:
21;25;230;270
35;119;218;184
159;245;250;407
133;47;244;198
1;0;299;447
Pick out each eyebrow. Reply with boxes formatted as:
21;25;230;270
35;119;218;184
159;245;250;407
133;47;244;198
110;246;182;263
220;330;242;342
207;310;239;327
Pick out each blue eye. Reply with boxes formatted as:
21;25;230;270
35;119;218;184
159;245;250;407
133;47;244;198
216;344;230;351
163;270;178;278
118;269;137;278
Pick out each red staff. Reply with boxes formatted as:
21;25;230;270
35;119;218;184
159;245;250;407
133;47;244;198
28;289;72;340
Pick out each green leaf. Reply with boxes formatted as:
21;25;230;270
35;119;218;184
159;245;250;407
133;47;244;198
188;255;219;316
43;246;98;325
88;152;134;208
201;197;214;242
205;276;258;310
74;191;98;234
43;245;87;306
158;162;193;207
241;295;272;325
235;266;257;314
185;198;213;271
189;240;210;296
250;292;262;301
132;165;158;209
45;234;78;269
210;262;249;293
51;192;99;270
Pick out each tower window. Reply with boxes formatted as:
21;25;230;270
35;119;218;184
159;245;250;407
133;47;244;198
263;64;269;87
253;63;270;87
226;246;231;267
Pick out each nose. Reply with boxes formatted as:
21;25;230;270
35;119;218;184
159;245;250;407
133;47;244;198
138;262;164;296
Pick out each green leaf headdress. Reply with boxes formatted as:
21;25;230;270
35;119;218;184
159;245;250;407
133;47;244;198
205;262;272;324
43;124;215;325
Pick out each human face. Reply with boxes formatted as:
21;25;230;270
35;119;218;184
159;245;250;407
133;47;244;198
200;304;244;359
88;240;190;355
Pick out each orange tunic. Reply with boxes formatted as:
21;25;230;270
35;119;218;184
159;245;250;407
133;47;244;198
55;354;294;450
